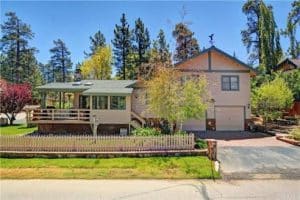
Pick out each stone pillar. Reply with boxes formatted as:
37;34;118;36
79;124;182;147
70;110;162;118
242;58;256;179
207;139;217;161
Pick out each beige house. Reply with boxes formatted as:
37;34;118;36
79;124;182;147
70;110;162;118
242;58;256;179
30;46;255;135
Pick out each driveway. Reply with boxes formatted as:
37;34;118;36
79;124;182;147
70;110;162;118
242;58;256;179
196;131;300;179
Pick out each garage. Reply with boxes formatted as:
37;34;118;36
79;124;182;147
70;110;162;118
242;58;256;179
215;106;244;131
182;119;206;131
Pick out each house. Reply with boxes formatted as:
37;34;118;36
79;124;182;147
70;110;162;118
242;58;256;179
275;58;300;72
29;46;255;135
275;58;300;116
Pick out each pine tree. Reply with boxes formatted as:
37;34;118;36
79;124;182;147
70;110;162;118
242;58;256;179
84;30;106;57
49;39;72;82
153;29;171;63
133;18;151;66
172;22;200;62
241;0;283;73
283;1;300;58
0;12;37;83
112;13;133;80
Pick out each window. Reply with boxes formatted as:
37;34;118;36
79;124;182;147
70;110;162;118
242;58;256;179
79;95;90;109
92;96;108;109
110;96;126;110
221;75;239;91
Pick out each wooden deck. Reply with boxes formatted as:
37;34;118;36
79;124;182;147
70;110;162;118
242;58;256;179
28;109;91;124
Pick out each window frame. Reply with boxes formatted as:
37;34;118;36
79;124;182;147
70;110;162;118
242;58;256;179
221;75;239;91
110;96;126;110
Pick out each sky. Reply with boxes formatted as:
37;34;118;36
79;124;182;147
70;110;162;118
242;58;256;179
0;0;294;72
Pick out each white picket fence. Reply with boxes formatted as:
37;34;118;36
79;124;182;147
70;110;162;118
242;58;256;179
0;134;195;152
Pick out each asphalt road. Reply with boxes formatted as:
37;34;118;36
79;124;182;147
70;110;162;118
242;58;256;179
1;179;300;200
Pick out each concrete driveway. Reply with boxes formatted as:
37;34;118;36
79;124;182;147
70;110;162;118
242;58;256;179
196;131;300;179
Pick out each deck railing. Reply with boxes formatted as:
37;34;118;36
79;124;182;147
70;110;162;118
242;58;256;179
29;109;91;122
0;135;195;152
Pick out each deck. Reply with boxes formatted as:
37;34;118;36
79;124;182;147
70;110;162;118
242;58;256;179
28;109;91;124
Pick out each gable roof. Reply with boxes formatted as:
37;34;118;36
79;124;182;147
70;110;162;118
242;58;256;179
175;45;256;73
37;80;137;95
276;58;300;70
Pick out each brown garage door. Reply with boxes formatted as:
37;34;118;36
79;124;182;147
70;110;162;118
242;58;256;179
216;107;244;131
182;119;206;131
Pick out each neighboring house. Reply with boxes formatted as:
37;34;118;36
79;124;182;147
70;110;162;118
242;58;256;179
275;58;300;116
275;58;300;72
30;46;255;135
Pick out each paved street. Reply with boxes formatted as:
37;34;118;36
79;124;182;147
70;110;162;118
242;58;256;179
1;179;300;200
197;131;300;179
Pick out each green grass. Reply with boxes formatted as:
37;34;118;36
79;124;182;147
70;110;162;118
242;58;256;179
0;157;220;179
0;124;37;136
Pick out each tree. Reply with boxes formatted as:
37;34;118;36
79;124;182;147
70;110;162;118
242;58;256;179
281;70;300;101
0;12;37;83
133;18;151;66
241;0;282;73
172;22;200;63
282;1;300;58
81;46;112;80
251;77;293;130
112;13;133;80
152;29;171;64
49;39;72;82
0;80;32;125
145;68;209;131
84;30;106;57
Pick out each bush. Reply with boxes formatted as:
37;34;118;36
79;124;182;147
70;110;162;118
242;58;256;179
290;127;300;141
194;139;207;149
131;127;161;136
174;130;188;135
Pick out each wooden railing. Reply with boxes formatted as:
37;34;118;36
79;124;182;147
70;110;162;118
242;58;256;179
29;109;91;122
0;135;195;152
131;111;146;127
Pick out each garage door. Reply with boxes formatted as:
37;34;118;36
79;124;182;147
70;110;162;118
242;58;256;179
182;119;206;131
216;107;244;131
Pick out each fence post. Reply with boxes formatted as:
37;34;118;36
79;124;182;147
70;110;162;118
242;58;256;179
207;139;217;161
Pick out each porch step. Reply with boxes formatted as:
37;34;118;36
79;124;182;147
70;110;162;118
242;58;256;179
131;120;142;129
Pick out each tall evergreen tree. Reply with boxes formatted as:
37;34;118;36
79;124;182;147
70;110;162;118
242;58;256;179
0;12;37;83
283;1;300;58
172;22;200;62
49;39;72;82
112;13;133;80
241;0;282;73
133;18;151;66
152;29;171;63
84;30;106;57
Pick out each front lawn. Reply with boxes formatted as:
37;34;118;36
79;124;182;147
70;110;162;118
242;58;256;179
0;124;37;136
0;157;220;179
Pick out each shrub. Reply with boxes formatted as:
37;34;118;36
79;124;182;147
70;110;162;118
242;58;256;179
194;139;207;149
174;130;188;135
131;127;161;136
289;127;300;141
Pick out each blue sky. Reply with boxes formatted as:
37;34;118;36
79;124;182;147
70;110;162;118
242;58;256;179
1;0;293;71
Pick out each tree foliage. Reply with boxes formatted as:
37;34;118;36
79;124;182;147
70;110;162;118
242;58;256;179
133;18;151;66
241;0;282;73
282;1;300;58
251;77;294;126
112;13;133;80
281;70;300;101
84;30;106;57
49;39;72;82
145;68;209;131
172;23;200;62
0;80;32;125
152;29;171;64
81;46;112;80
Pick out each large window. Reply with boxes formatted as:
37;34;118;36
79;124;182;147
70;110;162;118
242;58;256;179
79;95;90;109
92;96;108;109
110;96;126;110
221;75;239;91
